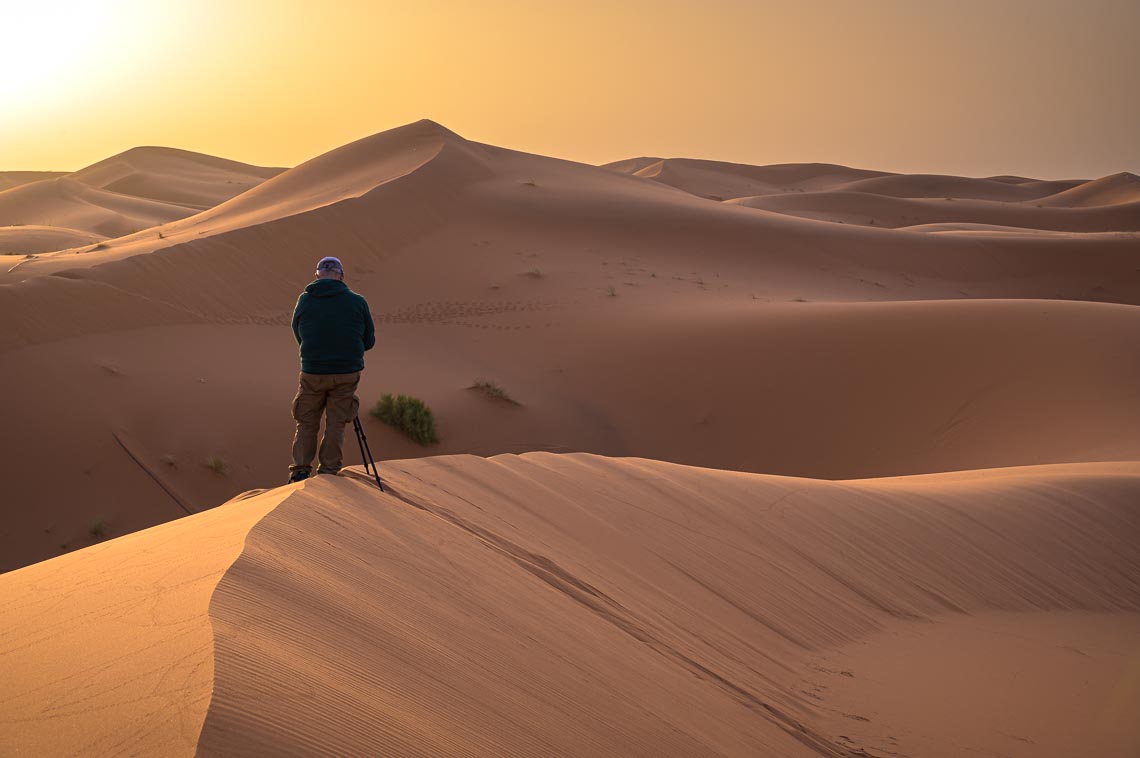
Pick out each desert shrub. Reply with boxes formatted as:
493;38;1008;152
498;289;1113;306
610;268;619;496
372;393;439;445
89;519;109;539
470;379;519;405
205;454;227;474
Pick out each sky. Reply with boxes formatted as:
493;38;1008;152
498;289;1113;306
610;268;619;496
2;0;1138;178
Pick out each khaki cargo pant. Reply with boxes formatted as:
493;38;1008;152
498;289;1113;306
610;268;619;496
289;371;361;475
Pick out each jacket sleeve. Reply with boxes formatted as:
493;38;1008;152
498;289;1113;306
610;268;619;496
291;294;304;345
361;298;376;351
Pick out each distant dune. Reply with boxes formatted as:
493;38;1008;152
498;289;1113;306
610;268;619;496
68;145;285;209
0;120;1138;571
0;148;283;254
1034;171;1140;208
729;190;1140;232
0;171;68;192
3;455;1138;756
0;225;106;255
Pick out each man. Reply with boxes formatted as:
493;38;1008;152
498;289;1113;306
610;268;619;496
288;256;376;483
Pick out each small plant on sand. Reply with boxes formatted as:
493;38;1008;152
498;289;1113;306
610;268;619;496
89;518;110;540
523;267;543;278
205;454;228;474
372;393;439;445
523;178;537;187
605;285;617;297
470;379;520;405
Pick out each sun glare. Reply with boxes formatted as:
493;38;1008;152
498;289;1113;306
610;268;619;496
0;1;121;106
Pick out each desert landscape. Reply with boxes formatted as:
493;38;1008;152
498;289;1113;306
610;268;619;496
2;2;1139;754
1;118;1137;756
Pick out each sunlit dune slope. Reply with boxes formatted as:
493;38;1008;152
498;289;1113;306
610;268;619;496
0;486;287;756
0;177;191;238
0;148;284;254
3;454;1137;757
69;146;285;210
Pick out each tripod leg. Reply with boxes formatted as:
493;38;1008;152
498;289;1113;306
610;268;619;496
354;415;385;491
353;416;368;475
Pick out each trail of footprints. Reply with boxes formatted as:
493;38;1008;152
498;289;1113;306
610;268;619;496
377;299;553;329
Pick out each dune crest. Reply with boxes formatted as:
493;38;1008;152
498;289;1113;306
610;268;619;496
195;453;1140;757
0;486;289;756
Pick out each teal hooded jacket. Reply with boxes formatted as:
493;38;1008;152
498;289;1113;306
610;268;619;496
291;279;376;374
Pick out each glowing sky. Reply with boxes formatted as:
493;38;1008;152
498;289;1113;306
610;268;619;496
2;0;1138;178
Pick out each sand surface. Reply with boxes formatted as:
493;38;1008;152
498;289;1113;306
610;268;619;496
1;120;1138;755
3;454;1138;756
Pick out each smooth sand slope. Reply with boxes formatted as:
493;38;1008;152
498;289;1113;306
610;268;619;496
2;296;1138;573
1;120;1139;571
0;148;283;255
0;486;287;756
0;171;67;192
3;453;1138;757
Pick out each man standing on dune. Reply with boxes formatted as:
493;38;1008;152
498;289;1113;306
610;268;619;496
287;256;375;483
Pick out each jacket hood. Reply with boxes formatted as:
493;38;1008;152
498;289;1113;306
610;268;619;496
305;278;349;298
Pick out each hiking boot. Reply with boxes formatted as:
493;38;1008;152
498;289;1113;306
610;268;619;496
287;470;310;484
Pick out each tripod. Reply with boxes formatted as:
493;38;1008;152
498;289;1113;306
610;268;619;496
352;415;385;491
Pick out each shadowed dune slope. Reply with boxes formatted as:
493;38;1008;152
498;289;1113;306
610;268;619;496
1036;171;1140;208
832;173;1082;202
604;157;891;200
0;225;106;254
730;190;1140;232
0;298;1138;572
194;453;1140;757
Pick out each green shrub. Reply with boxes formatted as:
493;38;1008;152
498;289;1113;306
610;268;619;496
89;519;109;539
205;454;227;474
371;393;439;445
470;379;519;405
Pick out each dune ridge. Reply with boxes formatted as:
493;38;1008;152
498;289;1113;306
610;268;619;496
190;452;1138;756
3;453;1137;756
0;486;288;756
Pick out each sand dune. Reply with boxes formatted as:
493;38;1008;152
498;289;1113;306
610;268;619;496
0;121;1138;573
0;225;106;255
0;171;68;191
832;173;1082;202
0;486;287;756
0;177;192;238
2;295;1138;573
0;149;282;254
3;454;1138;756
69;146;285;209
605;157;891;200
1035;171;1140;208
730;190;1140;232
